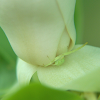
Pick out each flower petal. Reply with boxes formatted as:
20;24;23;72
37;45;100;91
0;0;75;66
57;0;76;50
62;66;100;92
17;58;37;85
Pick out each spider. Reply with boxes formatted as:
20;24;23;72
44;42;88;67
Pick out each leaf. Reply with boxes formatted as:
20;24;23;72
0;27;17;97
3;83;84;100
0;61;16;98
0;27;16;63
98;96;100;100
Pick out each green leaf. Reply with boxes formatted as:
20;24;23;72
98;96;100;100
0;61;16;98
3;83;84;100
0;27;17;97
0;27;16;63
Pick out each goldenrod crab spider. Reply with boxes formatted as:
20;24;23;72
44;42;88;67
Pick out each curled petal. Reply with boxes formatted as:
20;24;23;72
37;45;100;91
0;0;76;66
0;0;65;65
17;58;37;85
57;0;76;50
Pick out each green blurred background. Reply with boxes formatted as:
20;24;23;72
0;0;100;96
75;0;100;47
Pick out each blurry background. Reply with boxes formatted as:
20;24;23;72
0;0;100;97
75;0;100;47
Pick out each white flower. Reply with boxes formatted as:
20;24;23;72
0;0;76;66
0;0;100;92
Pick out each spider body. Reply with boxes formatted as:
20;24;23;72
54;57;65;66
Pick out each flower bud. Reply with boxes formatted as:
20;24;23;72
0;0;76;66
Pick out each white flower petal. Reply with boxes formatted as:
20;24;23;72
62;66;100;92
17;58;37;85
0;0;75;66
57;0;76;50
37;45;100;90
